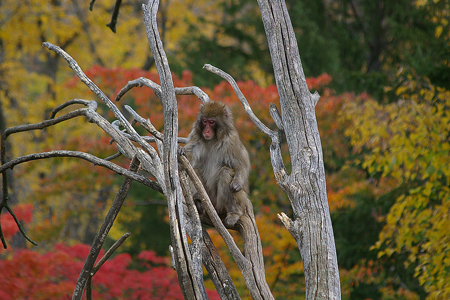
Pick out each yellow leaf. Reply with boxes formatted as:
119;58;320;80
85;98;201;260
396;85;409;96
423;181;433;196
414;0;427;7
435;26;443;38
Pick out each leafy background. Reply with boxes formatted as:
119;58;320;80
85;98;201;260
1;0;449;299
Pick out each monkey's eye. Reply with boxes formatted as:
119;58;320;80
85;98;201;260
201;118;216;127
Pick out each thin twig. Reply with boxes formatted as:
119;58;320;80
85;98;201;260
115;76;210;103
106;0;122;33
124;105;164;140
0;204;38;249
87;232;131;300
89;0;96;11
51;99;94;118
73;156;140;300
5;206;38;246
104;152;122;161
92;232;131;276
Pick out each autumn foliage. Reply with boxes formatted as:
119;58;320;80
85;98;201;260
0;243;219;300
343;69;450;299
0;204;220;299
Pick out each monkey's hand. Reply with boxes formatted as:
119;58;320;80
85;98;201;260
230;178;243;193
177;145;186;156
193;196;205;215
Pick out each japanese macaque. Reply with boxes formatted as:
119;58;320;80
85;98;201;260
182;101;251;227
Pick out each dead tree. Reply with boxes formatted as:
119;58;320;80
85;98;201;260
255;0;341;298
0;0;340;299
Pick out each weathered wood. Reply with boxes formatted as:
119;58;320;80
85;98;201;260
201;228;241;300
256;0;341;298
143;0;204;299
179;154;274;300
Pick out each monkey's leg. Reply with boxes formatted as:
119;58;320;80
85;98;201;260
217;167;245;227
190;167;208;216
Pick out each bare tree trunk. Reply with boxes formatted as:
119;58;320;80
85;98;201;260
143;1;204;299
256;0;341;298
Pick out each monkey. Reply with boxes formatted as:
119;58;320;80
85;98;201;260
181;101;251;228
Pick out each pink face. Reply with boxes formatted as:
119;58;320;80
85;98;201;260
201;117;216;140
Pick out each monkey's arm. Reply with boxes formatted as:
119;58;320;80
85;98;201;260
180;133;200;159
229;142;251;193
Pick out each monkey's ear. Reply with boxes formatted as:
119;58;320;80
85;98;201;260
223;105;234;120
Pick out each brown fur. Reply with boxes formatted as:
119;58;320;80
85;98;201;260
184;101;250;227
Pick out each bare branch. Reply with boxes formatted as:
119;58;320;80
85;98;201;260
42;43;164;180
312;91;320;107
124;105;164;140
89;0;96;11
178;155;274;299
60;46;164;187
42;43;125;123
122;106;188;145
179;171;208;300
2;106;93;143
92;232;131;276
203;64;273;136
1;102;96;248
201;228;241;300
115;77;162;102
51;99;94;118
0;150;162;193
1;107;91;207
104;151;122;161
269;103;284;131
174;86;210;103
0;204;38;249
115;76;210;103
72;156;140;300
106;0;122;33
86;232;131;300
1;95;162;190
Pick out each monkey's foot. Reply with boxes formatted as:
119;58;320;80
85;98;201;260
177;145;186;156
224;212;242;227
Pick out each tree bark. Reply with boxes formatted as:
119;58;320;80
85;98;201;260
256;0;341;298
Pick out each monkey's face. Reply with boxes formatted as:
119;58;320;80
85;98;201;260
201;117;216;140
